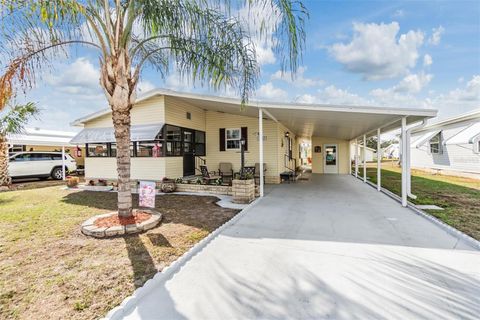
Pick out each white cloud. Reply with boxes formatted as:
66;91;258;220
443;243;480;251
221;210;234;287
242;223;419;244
394;72;433;93
237;2;280;66
317;85;371;105
443;75;480;102
254;43;277;65
255;82;288;100
45;57;100;95
426;75;480;117
163;70;194;91
458;77;464;83
330;22;424;80
271;66;325;88
295;94;316;104
367;72;433;108
423;54;433;67
428;26;445;45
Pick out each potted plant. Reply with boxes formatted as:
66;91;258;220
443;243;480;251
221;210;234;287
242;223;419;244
66;176;79;188
160;177;176;193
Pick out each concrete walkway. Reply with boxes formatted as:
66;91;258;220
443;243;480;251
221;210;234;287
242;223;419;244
119;174;480;320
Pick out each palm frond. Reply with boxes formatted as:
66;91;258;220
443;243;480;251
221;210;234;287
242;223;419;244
0;102;39;135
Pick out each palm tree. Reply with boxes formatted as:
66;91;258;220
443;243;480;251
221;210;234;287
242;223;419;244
0;0;307;217
0;102;39;186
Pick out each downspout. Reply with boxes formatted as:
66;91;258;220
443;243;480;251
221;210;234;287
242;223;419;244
406;119;427;199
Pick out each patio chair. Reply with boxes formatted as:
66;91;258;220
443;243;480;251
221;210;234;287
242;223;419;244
200;165;222;184
240;166;256;179
218;162;234;184
254;163;267;185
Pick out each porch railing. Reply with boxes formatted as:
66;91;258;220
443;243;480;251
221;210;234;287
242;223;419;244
195;156;206;175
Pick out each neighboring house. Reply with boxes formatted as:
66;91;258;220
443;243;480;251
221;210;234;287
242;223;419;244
8;127;85;166
410;109;480;179
350;144;376;162
383;143;400;159
70;89;436;185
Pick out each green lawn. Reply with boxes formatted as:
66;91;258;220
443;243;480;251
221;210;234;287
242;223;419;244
0;186;238;320
361;165;480;241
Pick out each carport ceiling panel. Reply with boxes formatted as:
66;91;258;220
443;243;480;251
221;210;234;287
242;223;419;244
268;109;396;139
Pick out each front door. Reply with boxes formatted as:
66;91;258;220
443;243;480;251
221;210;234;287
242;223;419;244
183;129;195;176
323;144;338;174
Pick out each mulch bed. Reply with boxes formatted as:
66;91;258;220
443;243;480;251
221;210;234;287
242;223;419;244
94;211;152;227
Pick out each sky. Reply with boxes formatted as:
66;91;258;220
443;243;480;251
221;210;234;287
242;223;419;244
15;0;480;132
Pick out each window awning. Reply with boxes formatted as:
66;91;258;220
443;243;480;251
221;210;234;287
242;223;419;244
445;122;480;145
412;130;441;148
70;124;164;144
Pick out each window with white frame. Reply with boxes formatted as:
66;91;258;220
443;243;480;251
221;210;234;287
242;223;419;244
226;128;241;150
429;133;442;154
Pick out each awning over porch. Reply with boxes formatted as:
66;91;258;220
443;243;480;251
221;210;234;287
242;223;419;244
70;124;164;144
412;130;441;148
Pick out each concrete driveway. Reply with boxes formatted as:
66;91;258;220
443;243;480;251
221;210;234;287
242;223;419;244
118;174;480;320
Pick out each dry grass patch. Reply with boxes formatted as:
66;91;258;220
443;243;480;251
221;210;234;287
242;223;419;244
0;187;239;319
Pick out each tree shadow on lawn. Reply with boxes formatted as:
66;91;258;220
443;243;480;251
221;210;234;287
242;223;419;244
62;191;239;232
124;234;159;288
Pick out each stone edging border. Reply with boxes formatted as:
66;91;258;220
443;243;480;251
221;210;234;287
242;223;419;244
101;195;262;320
356;175;480;251
81;209;162;238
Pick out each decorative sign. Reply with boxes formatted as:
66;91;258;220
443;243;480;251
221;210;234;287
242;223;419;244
139;180;156;208
314;146;321;153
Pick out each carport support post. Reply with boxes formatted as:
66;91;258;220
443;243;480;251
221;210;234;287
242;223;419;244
258;108;264;197
377;128;381;191
401;117;407;207
363;134;366;182
61;146;66;180
354;140;358;178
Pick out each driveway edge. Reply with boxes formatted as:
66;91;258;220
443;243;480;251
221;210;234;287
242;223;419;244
360;177;480;251
102;195;262;320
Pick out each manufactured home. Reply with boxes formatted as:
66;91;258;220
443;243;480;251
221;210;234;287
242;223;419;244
71;89;436;205
410;109;480;179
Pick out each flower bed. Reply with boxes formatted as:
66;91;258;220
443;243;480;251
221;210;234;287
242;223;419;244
81;209;162;238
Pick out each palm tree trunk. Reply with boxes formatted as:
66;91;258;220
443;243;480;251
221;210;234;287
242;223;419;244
101;50;137;218
112;109;132;217
0;134;11;187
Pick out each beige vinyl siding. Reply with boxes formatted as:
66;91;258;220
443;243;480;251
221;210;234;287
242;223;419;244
85;96;165;128
85;157;166;180
164;96;206;131
205;111;280;183
277;123;298;176
164;157;184;179
311;137;350;174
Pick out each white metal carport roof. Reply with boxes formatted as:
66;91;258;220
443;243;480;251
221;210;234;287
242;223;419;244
7;128;78;147
71;89;437;140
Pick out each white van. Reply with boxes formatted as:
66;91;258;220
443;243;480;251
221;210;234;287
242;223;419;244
8;152;77;180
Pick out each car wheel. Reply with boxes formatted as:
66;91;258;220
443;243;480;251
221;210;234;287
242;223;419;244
51;167;64;180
